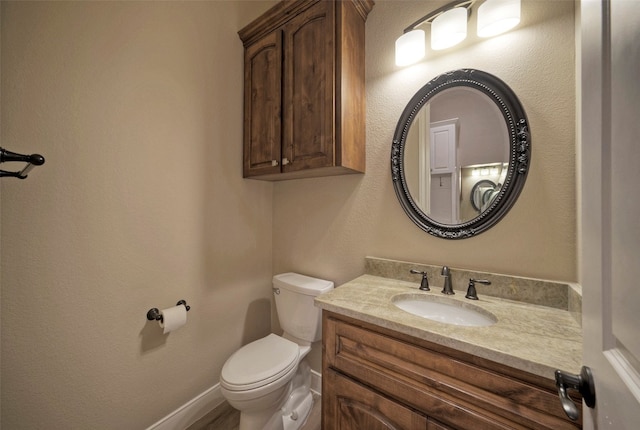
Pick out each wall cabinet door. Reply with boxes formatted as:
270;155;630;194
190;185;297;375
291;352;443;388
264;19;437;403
324;369;428;430
282;0;335;173
243;31;282;177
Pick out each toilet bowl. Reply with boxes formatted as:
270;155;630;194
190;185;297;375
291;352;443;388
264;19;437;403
220;273;333;430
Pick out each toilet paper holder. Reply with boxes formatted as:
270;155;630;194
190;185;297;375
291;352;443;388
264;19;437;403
147;300;190;323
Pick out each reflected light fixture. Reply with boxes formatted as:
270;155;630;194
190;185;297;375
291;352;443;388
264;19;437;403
395;0;522;67
477;0;521;38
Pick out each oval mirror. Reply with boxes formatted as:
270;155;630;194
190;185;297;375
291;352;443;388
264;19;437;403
391;69;531;239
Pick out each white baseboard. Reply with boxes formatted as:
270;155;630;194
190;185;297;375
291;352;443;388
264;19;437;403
310;369;322;396
146;383;224;430
146;371;322;430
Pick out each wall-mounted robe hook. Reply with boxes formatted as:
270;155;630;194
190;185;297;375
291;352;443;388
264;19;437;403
0;147;46;179
146;300;190;323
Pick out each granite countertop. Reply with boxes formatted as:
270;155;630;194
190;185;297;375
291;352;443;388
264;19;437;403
314;274;583;381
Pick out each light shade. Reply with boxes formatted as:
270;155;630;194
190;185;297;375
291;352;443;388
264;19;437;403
395;29;425;67
477;0;521;38
431;7;468;51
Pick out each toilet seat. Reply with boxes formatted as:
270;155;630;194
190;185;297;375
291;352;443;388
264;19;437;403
221;334;299;391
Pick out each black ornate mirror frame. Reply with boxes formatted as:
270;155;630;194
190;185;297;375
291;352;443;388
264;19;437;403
391;69;531;239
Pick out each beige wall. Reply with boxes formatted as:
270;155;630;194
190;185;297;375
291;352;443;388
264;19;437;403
1;0;576;428
273;0;575;369
1;1;274;428
273;0;577;369
274;0;575;283
0;2;3;419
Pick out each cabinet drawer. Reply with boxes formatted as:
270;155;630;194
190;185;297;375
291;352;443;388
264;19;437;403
323;312;581;430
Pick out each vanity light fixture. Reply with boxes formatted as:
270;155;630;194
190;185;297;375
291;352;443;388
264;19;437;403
395;0;521;67
395;0;474;67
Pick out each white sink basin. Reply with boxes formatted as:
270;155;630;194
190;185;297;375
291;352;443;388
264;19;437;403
392;294;497;327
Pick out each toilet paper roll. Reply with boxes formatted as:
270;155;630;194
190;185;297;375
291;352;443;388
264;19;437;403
159;305;187;334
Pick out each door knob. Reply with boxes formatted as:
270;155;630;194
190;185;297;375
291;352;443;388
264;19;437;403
554;366;596;421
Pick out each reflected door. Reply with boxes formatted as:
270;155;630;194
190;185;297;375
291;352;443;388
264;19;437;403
430;120;458;224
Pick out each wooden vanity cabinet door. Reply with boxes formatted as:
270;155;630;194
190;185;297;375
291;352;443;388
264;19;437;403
428;419;455;430
282;0;335;173
324;369;428;430
322;311;582;430
243;31;282;177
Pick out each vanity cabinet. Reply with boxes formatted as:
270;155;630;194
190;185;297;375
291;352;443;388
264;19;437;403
238;0;373;180
322;311;582;430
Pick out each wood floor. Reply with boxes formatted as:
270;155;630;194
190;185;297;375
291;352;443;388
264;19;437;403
186;394;321;430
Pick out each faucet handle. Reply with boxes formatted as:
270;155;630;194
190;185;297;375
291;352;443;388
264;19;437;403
441;266;450;276
465;279;491;300
410;269;430;291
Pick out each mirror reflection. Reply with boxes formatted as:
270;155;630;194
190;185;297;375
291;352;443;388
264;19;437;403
391;69;530;239
404;87;510;224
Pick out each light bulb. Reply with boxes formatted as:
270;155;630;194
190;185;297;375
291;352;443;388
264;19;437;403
395;29;425;66
477;0;521;38
431;7;467;51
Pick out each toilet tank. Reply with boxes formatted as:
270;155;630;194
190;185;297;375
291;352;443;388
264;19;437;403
273;273;334;344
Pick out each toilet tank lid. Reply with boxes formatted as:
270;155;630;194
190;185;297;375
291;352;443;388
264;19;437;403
273;272;334;295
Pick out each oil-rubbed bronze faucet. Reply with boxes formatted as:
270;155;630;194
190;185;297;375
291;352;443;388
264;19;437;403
441;266;454;295
465;279;491;300
409;269;430;291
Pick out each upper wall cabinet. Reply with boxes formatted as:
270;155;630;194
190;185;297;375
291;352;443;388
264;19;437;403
238;0;374;180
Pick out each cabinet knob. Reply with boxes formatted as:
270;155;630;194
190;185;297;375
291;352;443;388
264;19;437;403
282;157;290;165
271;160;279;167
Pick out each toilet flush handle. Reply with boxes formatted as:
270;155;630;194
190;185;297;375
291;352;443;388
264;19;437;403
273;288;280;295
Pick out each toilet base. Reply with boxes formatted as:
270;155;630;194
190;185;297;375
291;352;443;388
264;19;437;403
238;361;313;430
282;391;313;430
254;389;314;430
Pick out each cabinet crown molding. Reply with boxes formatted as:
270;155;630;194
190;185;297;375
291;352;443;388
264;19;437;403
238;0;374;47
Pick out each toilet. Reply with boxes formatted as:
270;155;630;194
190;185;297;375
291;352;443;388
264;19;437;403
220;273;334;430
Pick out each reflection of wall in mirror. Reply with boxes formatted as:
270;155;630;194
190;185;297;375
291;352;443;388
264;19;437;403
430;87;509;222
405;113;420;207
430;87;509;166
404;107;431;214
